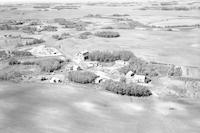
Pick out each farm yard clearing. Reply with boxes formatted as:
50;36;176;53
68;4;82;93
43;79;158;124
0;0;200;133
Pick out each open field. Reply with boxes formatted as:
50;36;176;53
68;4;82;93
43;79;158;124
0;81;200;133
0;0;200;133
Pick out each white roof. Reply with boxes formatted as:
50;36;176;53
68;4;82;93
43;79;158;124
133;75;146;80
126;71;134;77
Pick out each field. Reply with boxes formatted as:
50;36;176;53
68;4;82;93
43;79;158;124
0;81;200;133
0;0;200;133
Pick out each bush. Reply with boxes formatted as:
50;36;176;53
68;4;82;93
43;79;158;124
101;26;114;29
33;5;50;9
120;76;126;83
68;71;98;84
79;32;92;39
9;58;21;65
0;24;20;30
22;61;36;65
0;70;22;81
174;7;190;11
52;33;70;40
95;31;120;38
42;26;57;31
119;58;159;77
54;18;67;25
21;26;37;34
0;50;8;59
26;38;45;45
171;76;200;82
88;50;135;62
55;20;86;31
29;21;42;26
36;58;64;72
168;65;182;77
102;80;152;97
12;50;32;57
112;14;130;17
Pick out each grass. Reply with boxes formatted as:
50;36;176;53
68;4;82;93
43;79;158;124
68;71;98;84
102;80;152;97
0;68;22;81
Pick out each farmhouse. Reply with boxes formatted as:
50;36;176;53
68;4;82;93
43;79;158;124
126;71;151;83
132;75;146;83
50;77;62;83
74;50;89;63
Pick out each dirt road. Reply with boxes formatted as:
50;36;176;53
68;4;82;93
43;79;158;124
0;81;199;133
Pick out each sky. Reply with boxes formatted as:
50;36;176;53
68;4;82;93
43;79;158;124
0;0;128;3
0;0;161;4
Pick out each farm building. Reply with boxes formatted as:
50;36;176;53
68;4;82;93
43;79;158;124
132;75;146;83
126;71;151;83
115;60;129;66
84;61;101;68
71;65;82;71
95;77;106;84
74;50;89;63
125;71;135;78
50;77;62;83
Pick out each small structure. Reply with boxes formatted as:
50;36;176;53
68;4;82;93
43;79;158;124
84;61;99;68
115;60;129;66
41;76;48;81
95;77;106;84
132;75;146;83
125;71;135;78
50;77;62;83
75;50;89;62
125;71;151;83
71;65;82;71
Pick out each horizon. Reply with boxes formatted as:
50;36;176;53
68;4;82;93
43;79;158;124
0;0;174;4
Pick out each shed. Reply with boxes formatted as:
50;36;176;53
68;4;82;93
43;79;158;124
95;77;105;84
115;60;129;66
126;71;135;78
71;65;82;71
132;75;146;83
50;77;62;83
76;50;89;61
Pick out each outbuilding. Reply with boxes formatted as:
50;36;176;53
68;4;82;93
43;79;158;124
50;77;62;83
95;77;106;84
125;71;151;83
